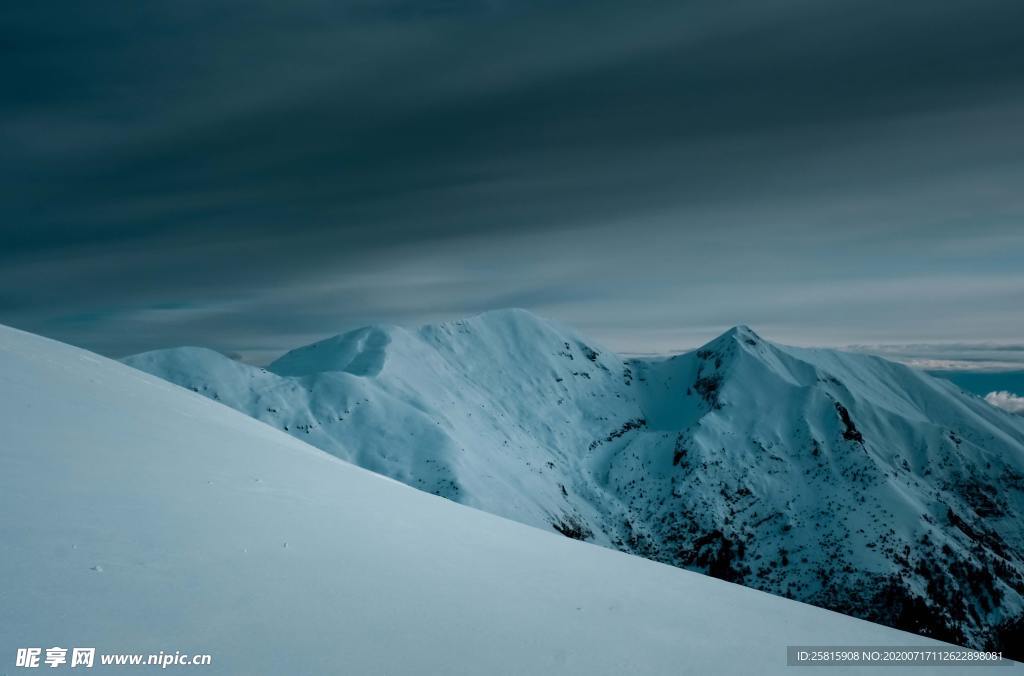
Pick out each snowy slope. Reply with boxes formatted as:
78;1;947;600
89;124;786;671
124;310;1024;654
0;323;967;675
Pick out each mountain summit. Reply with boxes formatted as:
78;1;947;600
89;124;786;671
125;310;1024;654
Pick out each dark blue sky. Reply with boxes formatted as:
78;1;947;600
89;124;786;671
2;0;1023;361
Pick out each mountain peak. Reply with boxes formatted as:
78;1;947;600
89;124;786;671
419;307;583;349
454;307;556;333
474;307;543;322
725;324;761;342
693;324;765;356
269;325;405;377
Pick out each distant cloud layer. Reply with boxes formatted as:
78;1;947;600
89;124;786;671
848;343;1024;373
2;0;1023;359
984;391;1024;415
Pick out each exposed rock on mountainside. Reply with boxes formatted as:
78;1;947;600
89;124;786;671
126;310;1024;656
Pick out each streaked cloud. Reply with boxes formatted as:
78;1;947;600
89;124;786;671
1;0;1022;357
846;343;1024;373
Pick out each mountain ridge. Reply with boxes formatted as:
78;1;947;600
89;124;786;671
124;309;1024;655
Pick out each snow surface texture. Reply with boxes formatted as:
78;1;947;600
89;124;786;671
125;309;1024;655
0;323;964;675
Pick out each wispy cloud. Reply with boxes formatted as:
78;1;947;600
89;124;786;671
846;343;1024;373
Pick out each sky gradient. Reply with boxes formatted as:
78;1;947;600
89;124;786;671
2;0;1023;362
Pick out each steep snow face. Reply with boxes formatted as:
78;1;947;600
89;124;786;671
125;310;1024;654
128;309;639;536
1;323;953;675
622;325;1024;652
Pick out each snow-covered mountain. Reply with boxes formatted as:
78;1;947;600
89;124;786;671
0;322;961;675
124;309;1024;655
